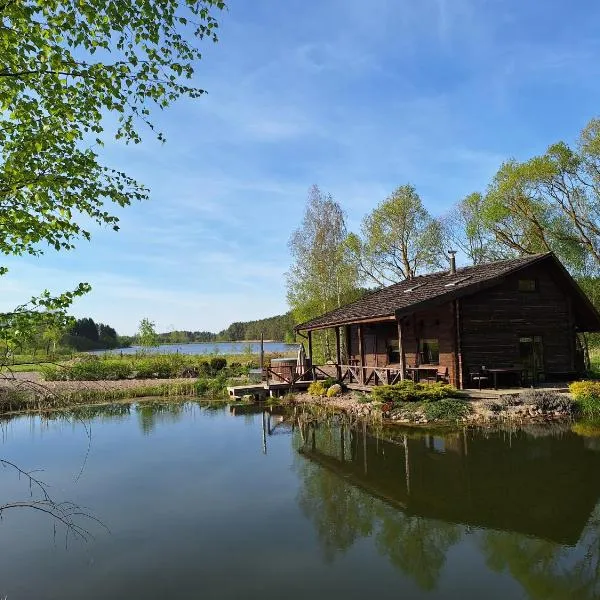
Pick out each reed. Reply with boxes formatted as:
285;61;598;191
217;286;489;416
0;379;229;415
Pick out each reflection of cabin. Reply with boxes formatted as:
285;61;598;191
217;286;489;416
295;253;600;388
299;425;600;545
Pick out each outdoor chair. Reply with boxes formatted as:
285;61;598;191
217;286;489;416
469;368;489;390
436;366;449;383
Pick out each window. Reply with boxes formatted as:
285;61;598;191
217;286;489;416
518;278;537;292
388;340;400;364
419;338;439;365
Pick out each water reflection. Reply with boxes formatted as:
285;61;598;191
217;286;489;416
292;415;600;595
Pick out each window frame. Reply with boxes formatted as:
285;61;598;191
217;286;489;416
518;278;538;293
419;338;440;365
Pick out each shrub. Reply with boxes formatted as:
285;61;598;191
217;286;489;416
519;389;576;413
326;384;342;397
570;381;600;417
570;381;600;401
322;377;337;388
370;381;465;404
195;378;210;395
210;357;227;373
198;360;211;375
41;359;134;381
308;381;327;397
423;399;472;421
40;365;62;381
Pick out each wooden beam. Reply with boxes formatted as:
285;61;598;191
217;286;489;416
298;314;397;333
357;324;365;384
307;330;315;381
335;327;342;381
567;295;576;371
397;318;405;381
345;325;351;363
454;299;464;389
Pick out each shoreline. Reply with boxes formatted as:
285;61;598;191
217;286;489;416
288;390;578;426
0;373;584;427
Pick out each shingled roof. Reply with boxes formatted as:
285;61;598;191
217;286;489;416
295;252;600;331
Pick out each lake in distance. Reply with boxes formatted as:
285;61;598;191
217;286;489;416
92;341;299;356
2;402;600;599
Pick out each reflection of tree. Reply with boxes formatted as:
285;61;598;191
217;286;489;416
294;424;462;589
481;503;600;599
135;402;185;435
295;427;376;562
374;506;461;591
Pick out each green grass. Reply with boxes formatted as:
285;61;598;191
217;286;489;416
38;351;291;382
1;362;54;372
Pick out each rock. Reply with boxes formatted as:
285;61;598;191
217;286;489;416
326;384;342;397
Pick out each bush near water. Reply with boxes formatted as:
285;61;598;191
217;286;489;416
370;381;466;404
41;354;234;381
570;381;600;417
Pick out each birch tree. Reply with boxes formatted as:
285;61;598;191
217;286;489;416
287;185;359;360
347;184;445;286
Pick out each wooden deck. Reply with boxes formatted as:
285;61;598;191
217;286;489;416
227;380;313;400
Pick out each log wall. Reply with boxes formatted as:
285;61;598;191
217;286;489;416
459;264;575;380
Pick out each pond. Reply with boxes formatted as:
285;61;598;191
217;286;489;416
1;403;600;599
90;341;298;356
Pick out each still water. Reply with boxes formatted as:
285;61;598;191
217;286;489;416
1;403;600;599
92;341;298;356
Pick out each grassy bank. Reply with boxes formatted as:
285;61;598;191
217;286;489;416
0;378;229;414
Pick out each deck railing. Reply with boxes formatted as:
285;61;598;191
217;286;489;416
263;363;405;387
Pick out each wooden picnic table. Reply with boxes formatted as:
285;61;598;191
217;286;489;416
406;365;440;383
486;367;525;390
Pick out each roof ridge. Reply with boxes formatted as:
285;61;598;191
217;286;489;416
295;252;553;331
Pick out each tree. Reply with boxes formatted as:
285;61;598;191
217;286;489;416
1;1;225;531
286;185;360;360
98;323;118;348
347;184;445;286
477;118;600;275
442;192;510;265
0;0;225;266
138;317;158;348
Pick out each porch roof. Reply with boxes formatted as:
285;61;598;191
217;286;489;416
294;253;600;332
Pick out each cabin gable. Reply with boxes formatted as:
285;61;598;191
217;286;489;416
459;262;577;382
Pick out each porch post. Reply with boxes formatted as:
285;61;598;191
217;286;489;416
453;300;464;389
397;317;405;381
335;327;342;381
357;323;365;384
307;330;315;381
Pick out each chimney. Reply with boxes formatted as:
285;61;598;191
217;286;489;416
448;250;457;274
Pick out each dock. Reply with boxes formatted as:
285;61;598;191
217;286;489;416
227;380;313;400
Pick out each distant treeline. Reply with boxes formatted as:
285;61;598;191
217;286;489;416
66;317;123;351
216;312;296;342
150;312;297;345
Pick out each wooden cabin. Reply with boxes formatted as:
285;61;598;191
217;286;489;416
295;253;600;389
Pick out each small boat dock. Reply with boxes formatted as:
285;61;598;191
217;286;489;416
226;380;313;401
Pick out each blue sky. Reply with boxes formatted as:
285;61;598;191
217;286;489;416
3;0;600;335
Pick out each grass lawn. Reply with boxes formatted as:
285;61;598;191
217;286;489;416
1;362;55;373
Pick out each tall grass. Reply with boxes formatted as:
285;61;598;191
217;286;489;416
0;379;227;414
